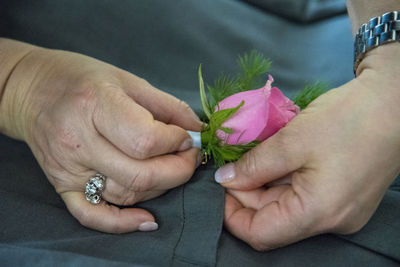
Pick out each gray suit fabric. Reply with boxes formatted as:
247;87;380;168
0;0;399;266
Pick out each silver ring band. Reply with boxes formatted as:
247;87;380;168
85;173;106;204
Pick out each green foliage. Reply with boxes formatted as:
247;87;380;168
293;81;327;109
237;50;272;92
205;50;272;110
198;65;212;119
207;75;238;109
197;50;325;167
198;51;271;166
210;141;259;167
200;101;259;167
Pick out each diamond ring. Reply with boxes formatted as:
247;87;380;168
85;173;106;204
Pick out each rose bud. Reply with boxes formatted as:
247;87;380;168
216;75;300;145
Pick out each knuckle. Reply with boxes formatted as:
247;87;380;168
137;77;151;87
250;240;266;251
178;99;192;113
136;77;157;92
165;97;195;124
106;186;137;207
128;168;154;192
115;188;140;206
71;79;98;112
120;193;138;206
172;157;195;181
71;90;97;113
249;236;270;251
131;132;157;159
240;149;260;178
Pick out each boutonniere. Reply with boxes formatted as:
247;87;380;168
195;51;325;166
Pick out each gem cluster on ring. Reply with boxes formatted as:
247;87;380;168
85;173;106;204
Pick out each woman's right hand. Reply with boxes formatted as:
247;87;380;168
0;39;202;233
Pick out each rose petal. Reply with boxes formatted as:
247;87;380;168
217;87;270;144
215;75;299;145
258;87;299;140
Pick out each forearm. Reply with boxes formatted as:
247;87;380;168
347;0;400;35
0;38;38;138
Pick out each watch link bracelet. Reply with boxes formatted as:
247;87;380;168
354;11;400;75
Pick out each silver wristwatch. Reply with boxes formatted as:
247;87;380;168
354;11;400;74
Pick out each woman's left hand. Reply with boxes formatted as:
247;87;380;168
216;43;400;250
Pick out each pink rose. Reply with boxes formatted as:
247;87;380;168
216;75;299;145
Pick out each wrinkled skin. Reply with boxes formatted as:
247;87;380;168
0;44;202;233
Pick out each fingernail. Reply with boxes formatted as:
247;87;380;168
215;163;235;183
138;221;158;232
196;152;203;167
179;138;193;151
195;116;204;126
186;131;202;148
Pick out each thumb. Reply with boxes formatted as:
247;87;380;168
215;132;305;190
62;192;158;233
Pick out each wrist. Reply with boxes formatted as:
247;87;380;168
357;42;400;84
352;10;400;75
355;43;400;106
353;42;400;147
0;39;41;140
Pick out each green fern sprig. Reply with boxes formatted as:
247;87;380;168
293;81;327;109
200;100;259;167
206;50;271;109
207;75;238;110
237;50;272;92
198;51;325;167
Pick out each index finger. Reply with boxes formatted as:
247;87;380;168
93;90;196;160
118;69;203;131
84;133;200;192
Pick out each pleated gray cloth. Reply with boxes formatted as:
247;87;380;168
0;0;399;266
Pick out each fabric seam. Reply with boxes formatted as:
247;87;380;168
171;185;186;267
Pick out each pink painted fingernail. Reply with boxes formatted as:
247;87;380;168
138;221;158;232
179;138;193;151
215;163;235;183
